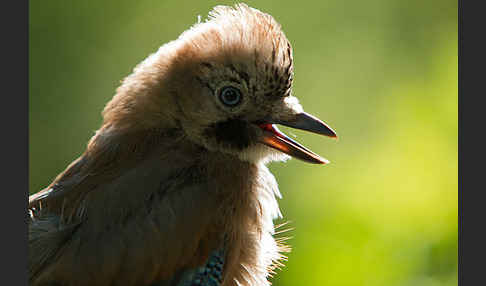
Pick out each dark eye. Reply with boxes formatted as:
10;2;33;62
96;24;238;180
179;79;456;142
219;86;242;107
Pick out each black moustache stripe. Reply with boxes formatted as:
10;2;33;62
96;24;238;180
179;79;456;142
204;119;256;150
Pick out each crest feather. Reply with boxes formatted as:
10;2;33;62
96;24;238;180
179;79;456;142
178;3;293;69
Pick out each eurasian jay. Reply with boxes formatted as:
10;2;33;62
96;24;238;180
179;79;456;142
29;4;337;286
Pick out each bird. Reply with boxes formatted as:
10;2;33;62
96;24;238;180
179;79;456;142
28;3;337;286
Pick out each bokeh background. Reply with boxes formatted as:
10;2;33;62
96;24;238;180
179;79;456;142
29;1;457;285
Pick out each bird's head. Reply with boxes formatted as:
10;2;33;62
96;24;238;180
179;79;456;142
101;4;337;164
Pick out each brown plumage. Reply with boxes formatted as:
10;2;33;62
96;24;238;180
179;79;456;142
29;4;337;286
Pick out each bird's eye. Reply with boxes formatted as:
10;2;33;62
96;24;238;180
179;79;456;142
219;86;242;107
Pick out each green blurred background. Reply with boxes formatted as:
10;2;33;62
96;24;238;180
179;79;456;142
29;0;457;285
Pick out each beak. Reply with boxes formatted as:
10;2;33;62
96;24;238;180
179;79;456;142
258;112;337;164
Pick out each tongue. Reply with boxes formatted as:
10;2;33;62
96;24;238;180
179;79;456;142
259;124;329;164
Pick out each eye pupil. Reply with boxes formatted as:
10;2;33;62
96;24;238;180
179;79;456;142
219;86;242;107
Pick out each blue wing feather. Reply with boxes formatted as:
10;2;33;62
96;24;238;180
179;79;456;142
177;248;225;286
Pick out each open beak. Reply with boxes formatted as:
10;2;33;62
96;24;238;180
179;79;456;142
258;112;337;164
